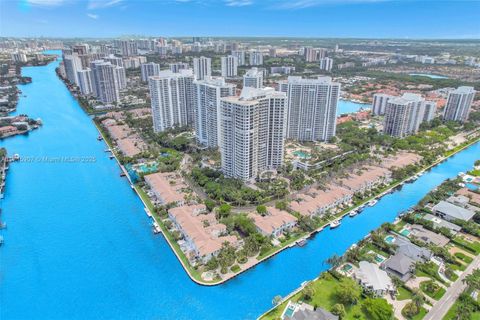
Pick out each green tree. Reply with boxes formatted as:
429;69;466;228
256;205;267;215
303;282;316;301
336;278;362;306
363;298;394;320
217;204;232;219
331;303;346;319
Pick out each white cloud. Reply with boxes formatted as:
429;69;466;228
273;0;389;9
27;0;65;6
87;0;124;10
87;13;99;19
225;0;253;7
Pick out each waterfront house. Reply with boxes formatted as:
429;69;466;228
395;236;433;261
281;301;338;320
456;188;480;206
337;166;391;194
248;207;297;238
432;200;475;222
446;195;470;208
354;261;395;297
168;204;239;263
422;214;461;235
289;185;353;217
408;224;450;246
144;172;189;206
381;152;422;170
0;125;18;137
382;252;416;281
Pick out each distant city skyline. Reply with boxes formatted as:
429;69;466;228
0;0;479;39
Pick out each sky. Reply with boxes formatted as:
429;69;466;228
0;0;479;39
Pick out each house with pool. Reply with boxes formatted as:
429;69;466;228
353;261;395;297
432;200;476;222
281;301;338;320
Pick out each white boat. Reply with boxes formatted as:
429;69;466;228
349;210;358;217
13;154;20;161
368;200;377;207
330;219;341;229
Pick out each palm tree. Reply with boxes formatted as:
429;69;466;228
325;254;344;270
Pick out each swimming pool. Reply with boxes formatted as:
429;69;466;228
385;235;396;244
375;255;386;263
466;183;479;191
400;229;411;237
284;304;296;318
293;150;311;159
342;264;353;272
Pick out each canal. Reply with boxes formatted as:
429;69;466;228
0;51;479;320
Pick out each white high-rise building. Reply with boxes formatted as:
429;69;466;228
423;101;437;122
243;67;263;89
193;56;211;80
141;62;161;82
105;55;124;67
11;52;28;63
170;62;189;73
114;66;127;90
383;93;430;137
443;86;476;122
63;53;82;85
221;55;238;78
194;77;236;148
372;93;392;116
76;68;93;95
90;60;121;104
232;50;246;66
319;57;333;72
115;39;138;56
149;69;195;132
279;76;340;142
220;87;287;181
249;50;264;66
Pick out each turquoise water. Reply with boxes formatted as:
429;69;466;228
337;99;370;115
409;73;449;79
1;50;480;319
466;183;479;191
293;150;311;159
400;229;411;237
385;235;396;244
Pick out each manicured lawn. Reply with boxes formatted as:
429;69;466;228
420;281;446;300
469;169;480;177
453;237;480;255
397;286;413;301
455;252;474;264
261;273;370;320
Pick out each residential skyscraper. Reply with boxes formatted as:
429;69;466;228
63;53;82;85
221;55;238;78
220;87;287;181
115;39;138;56
90;60;121;104
232;50;246;66
372;93;392;116
149;69;195;132
243;67;263;89
170;62;189;73
141;62;161;82
249;50;263;66
443;86;476;122
76;68;93;95
319;57;333;72
193;77;236;148
193;57;211;80
383;93;430;137
279;76;340;142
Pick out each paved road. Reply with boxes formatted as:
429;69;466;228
424;254;480;320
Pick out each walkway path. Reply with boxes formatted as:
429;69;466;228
423;254;480;320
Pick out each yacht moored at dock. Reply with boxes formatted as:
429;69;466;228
349;210;358;217
330;219;341;229
368;199;377;207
